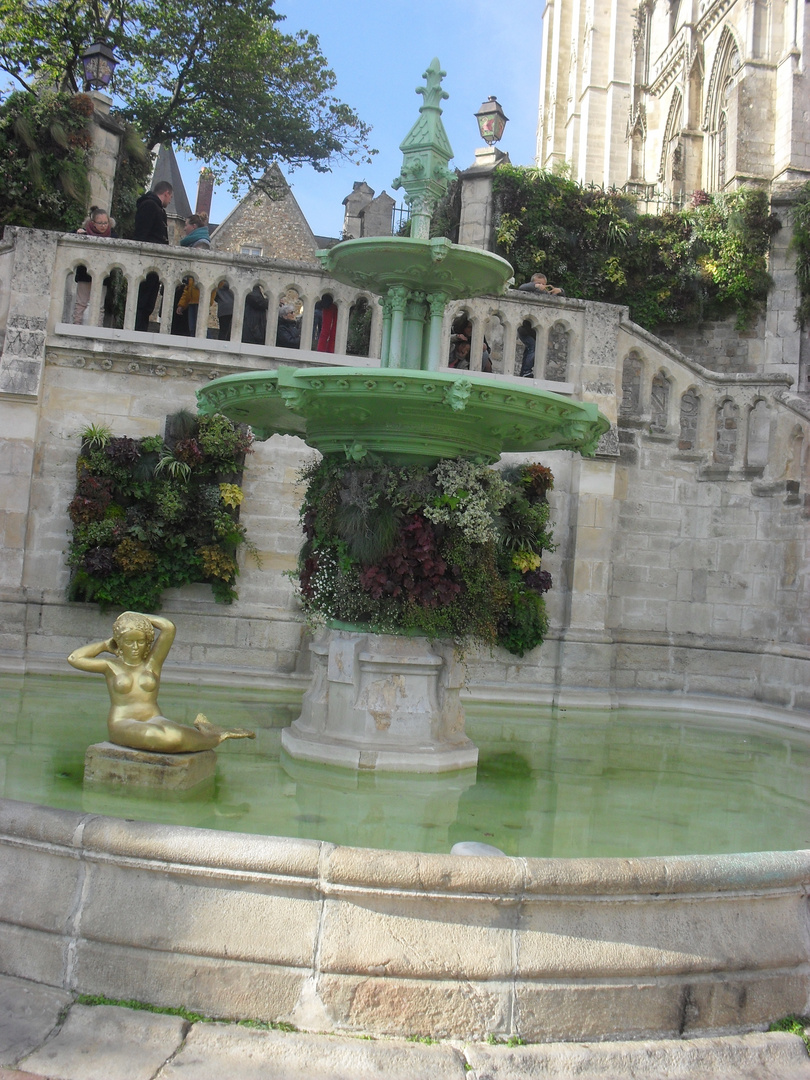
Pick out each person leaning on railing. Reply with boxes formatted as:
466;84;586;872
133;180;173;332
175;214;211;335
72;207;117;325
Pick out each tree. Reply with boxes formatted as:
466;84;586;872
0;0;375;194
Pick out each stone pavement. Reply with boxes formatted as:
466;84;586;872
1;973;810;1080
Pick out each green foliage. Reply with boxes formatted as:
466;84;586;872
0;87;149;232
75;993;298;1031
0;90;91;229
0;0;374;196
790;182;810;328
295;457;556;657
492;166;780;331
769;1015;810;1053
66;412;256;611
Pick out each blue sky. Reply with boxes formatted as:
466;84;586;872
176;0;543;237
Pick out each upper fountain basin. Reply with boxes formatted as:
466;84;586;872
317;236;515;299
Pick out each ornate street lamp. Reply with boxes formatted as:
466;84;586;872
80;40;118;91
474;96;508;146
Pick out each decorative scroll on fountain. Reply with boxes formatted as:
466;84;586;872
197;60;609;772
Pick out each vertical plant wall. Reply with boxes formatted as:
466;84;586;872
67;412;256;611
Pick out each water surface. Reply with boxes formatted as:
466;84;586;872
2;673;809;858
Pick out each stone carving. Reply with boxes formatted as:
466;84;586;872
620;351;643;415
67;613;255;753
650;372;670;431
679;388;700;449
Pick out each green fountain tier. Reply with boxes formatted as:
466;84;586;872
196;366;610;465
319;236;514;301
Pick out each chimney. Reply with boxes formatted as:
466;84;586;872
195;167;214;219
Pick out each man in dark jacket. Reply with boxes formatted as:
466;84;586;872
134;181;173;331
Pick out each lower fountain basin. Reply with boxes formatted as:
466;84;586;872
197;367;610;464
1;674;810;1041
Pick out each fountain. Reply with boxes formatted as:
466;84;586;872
197;59;609;772
1;61;807;1048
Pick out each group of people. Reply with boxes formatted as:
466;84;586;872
73;180;340;351
73;182;565;369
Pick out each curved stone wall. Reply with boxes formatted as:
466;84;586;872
1;798;808;1041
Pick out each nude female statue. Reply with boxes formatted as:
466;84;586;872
67;612;254;753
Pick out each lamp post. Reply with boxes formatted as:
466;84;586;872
80;39;118;91
474;96;508;146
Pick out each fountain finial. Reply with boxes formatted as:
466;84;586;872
393;58;456;240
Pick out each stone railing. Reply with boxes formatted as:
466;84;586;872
1;226;807;481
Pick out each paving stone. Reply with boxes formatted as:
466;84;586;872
20;1005;187;1080
0;975;72;1067
463;1031;810;1079
155;1023;468;1080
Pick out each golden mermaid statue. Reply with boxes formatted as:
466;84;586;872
68;612;255;753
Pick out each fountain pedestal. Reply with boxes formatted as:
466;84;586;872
84;742;217;790
281;628;477;772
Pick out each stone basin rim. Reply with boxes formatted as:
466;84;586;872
3;798;809;895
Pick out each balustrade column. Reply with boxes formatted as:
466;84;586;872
87;274;104;329
299;301;315;353
425;292;448;371
195;275;214;341
158;270;173;335
335;298;351;355
231;287;246;343
123;274;137;331
470;319;486;373
502;316;518;377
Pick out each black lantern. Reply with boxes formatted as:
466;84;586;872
475;96;508;146
81;39;118;90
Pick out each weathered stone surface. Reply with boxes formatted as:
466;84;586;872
84;742;217;790
0;974;72;1067
21;1004;186;1080
157;1024;468;1080
464;1031;810;1079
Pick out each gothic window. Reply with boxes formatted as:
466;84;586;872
714;399;739;464
678;389;699;450
545;322;570;381
717;112;727;190
620;351;643;415
650;372;670;431
706;30;741;191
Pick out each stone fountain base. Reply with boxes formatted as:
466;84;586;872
281;627;478;773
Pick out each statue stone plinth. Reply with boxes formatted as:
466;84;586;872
281;627;478;773
84;742;217;791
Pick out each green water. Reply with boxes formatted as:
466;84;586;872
2;673;809;858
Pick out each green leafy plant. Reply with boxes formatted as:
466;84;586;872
790;182;810;328
491;166;780;331
66;411;256;611
294;456;556;657
0;89;150;233
769;1015;810;1053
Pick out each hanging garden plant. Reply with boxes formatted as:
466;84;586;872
66;412;257;611
294;456;556;657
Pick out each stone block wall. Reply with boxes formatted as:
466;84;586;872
0;226;808;712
